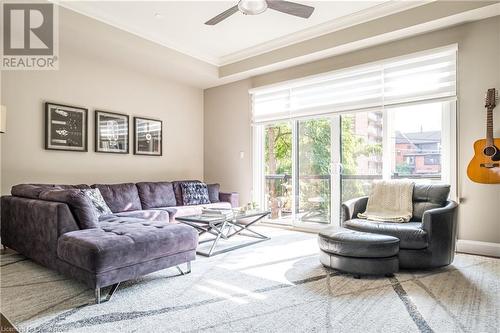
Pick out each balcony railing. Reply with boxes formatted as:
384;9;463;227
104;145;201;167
264;172;442;220
265;173;441;182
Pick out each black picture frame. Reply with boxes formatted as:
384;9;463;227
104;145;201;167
95;110;129;154
133;117;162;156
45;102;88;152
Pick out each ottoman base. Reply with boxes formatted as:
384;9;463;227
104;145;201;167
320;250;399;276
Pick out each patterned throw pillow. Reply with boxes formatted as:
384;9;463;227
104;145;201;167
81;188;113;218
181;182;210;206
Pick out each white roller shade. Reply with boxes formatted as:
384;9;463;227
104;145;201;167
251;46;457;123
383;49;457;104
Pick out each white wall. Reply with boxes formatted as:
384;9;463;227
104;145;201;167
204;79;253;203
1;36;204;194
204;16;500;247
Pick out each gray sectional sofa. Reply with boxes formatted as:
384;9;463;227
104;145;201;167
0;181;239;303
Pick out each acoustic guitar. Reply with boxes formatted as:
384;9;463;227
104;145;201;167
467;88;500;184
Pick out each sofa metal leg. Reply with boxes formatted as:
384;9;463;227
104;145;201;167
95;288;101;304
95;282;120;304
176;261;192;275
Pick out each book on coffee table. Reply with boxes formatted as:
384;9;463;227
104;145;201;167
201;208;234;219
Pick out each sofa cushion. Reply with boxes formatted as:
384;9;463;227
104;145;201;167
92;183;142;213
39;189;99;229
172;180;201;206
136;182;176;209
412;184;450;221
11;184;50;199
162;202;232;222
57;221;198;273
343;218;428;249
181;182;210;206
99;209;169;222
207;184;220;203
11;184;91;199
219;192;240;208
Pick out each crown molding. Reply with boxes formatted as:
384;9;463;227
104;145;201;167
52;0;221;65
211;2;500;87
219;1;431;66
53;0;431;67
219;1;500;78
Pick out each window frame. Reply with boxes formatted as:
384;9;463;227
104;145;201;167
253;100;457;227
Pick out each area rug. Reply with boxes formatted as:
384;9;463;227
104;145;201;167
1;227;498;333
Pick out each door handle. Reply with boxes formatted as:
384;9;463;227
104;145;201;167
330;162;343;175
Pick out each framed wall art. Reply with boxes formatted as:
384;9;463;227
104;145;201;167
45;102;88;152
134;117;162;156
95;110;129;154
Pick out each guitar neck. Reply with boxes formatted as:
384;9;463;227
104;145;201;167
486;107;494;146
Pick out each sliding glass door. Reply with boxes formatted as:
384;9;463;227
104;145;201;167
256;100;454;228
261;117;337;227
296;118;332;224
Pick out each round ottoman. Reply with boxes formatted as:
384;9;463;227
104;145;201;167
318;227;400;277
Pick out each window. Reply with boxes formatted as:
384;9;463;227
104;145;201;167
341;111;383;202
252;46;457;227
406;157;415;165
424;155;441;165
390;103;444;179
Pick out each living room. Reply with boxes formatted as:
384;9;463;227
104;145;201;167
0;1;499;332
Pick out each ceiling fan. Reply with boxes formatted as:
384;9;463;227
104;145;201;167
205;0;315;25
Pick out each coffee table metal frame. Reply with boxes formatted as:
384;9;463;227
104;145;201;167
176;211;271;257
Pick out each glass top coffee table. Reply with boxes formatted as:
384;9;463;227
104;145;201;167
176;210;271;257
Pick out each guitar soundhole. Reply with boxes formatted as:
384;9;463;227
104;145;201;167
483;146;497;157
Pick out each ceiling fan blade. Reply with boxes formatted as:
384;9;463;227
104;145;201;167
205;5;239;25
266;0;314;18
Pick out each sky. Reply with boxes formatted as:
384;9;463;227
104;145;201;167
391;102;443;133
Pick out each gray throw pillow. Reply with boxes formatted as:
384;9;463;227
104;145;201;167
207;183;220;203
181;182;210;206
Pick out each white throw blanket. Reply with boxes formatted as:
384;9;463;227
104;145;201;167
358;180;414;223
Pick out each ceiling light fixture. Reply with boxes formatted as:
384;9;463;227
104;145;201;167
154;12;163;18
237;0;268;15
205;0;314;25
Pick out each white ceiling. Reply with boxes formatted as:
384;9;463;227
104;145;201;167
57;0;420;66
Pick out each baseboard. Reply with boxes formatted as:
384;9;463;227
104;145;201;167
456;239;500;258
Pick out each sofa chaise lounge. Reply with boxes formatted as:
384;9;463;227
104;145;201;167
1;180;239;303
